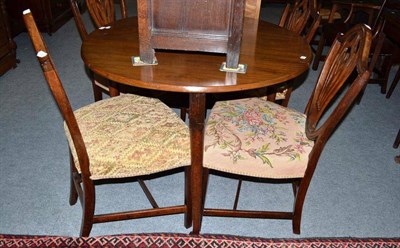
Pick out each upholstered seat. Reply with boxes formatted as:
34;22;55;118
24;9;192;237
319;8;341;20
65;94;190;180
204;97;314;179
200;24;372;235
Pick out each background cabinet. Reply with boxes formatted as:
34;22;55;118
5;0;75;36
0;0;17;76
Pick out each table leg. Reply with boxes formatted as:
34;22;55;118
189;93;206;234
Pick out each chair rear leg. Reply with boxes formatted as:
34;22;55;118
380;56;394;94
180;107;188;121
69;152;78;205
393;129;400;149
108;81;120;97
291;180;300;196
386;67;400;99
92;83;103;102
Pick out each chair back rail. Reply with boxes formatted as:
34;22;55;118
306;24;372;141
23;10;90;176
86;0;127;27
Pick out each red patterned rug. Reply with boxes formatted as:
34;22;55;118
0;233;399;247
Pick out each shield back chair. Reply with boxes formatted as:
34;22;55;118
268;0;321;107
201;24;372;234
347;0;399;101
308;0;342;54
356;7;399;101
312;0;384;71
69;0;127;101
368;2;400;98
23;9;192;237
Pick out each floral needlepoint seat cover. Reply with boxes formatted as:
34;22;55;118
204;97;314;179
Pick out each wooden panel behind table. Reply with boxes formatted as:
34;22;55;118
137;0;245;69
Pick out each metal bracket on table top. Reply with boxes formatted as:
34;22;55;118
131;56;158;66
219;62;247;74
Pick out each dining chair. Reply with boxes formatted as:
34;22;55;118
23;9;192;237
368;15;400;98
201;23;372;234
69;0;127;101
313;0;342;22
351;0;400;101
269;0;321;107
312;0;384;71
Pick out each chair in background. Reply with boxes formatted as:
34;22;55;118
312;0;384;71
220;0;320;108
313;0;342;22
353;0;400;100
269;0;321;107
367;18;400;98
69;0;127;101
201;24;372;234
23;9;192;237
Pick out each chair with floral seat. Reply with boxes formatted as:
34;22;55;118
23;9;192;237
200;24;372;234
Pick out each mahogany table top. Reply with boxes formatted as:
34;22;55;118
81;17;312;94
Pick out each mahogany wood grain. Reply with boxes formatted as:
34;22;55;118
81;16;312;234
136;0;246;68
245;0;262;19
82;17;311;93
24;10;192;237
201;24;372;235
